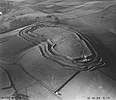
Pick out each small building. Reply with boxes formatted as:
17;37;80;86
0;12;2;15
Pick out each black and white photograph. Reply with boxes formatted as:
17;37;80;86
0;0;116;100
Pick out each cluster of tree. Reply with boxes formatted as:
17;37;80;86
0;16;37;34
0;0;14;14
